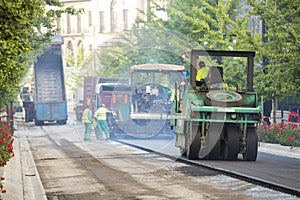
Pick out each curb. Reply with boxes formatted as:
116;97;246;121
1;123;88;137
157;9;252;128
1;132;23;200
2;130;47;200
258;142;300;159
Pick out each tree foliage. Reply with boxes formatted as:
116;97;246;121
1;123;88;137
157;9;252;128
95;27;199;78
0;0;83;107
165;0;255;50
96;0;261;93
0;0;41;105
65;48;93;92
249;0;300;102
163;0;263;91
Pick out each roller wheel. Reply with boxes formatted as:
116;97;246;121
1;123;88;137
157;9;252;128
180;148;187;157
180;121;189;157
243;127;258;161
225;125;240;161
186;122;201;160
206;140;221;160
205;90;242;107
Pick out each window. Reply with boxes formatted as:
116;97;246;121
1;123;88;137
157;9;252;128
77;14;81;33
123;9;128;30
66;41;74;67
110;0;118;32
99;11;105;33
88;11;92;26
77;41;83;56
67;14;71;34
137;0;145;18
56;19;61;34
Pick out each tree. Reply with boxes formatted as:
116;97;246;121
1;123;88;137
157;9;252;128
142;0;261;90
165;0;257;50
90;0;268;96
0;0;41;106
94;0;262;92
0;0;82;108
65;48;93;92
95;27;199;78
249;0;300;103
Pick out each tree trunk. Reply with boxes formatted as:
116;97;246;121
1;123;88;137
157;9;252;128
272;95;277;124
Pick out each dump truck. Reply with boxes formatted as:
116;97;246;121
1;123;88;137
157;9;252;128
33;36;67;125
94;77;130;112
171;50;261;161
93;77;131;137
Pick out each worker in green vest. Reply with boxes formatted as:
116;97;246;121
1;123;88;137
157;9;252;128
82;105;93;141
94;104;111;140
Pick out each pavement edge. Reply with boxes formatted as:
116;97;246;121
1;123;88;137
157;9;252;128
2;130;47;200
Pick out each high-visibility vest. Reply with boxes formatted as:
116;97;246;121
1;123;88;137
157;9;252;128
95;107;109;120
82;108;92;123
196;67;209;81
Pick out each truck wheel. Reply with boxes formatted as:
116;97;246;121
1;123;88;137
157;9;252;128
205;90;242;107
243;127;258;161
35;120;43;126
186;122;201;160
180;122;188;157
57;120;66;125
225;125;240;161
25;111;29;122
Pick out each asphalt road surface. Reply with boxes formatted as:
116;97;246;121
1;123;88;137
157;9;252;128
21;122;299;200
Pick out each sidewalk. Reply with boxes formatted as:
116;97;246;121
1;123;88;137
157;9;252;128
1;124;299;199
1;128;47;200
258;142;300;159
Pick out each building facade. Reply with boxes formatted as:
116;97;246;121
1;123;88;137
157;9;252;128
57;0;168;109
59;0;168;69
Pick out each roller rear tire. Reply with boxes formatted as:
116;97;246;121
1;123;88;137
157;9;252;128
206;90;242;107
186;122;201;160
226;125;240;161
243;127;258;161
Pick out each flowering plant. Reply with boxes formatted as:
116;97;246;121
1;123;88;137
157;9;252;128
0;122;14;166
257;122;300;147
0;122;14;197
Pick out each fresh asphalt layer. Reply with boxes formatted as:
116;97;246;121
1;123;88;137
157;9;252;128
1;124;299;200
